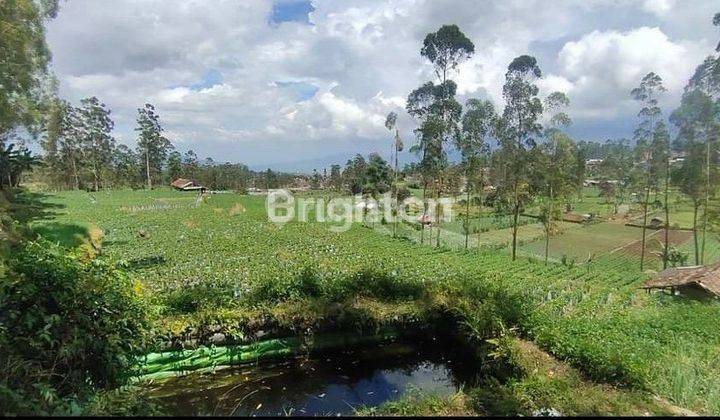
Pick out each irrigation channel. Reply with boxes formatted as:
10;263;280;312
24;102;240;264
137;331;489;416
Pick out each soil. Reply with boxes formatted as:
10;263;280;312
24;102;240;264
620;229;693;257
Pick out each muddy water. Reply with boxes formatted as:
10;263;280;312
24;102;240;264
147;340;481;416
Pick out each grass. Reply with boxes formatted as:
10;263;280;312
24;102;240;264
27;188;720;415
357;390;475;416
518;223;644;262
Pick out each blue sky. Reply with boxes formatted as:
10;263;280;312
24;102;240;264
45;0;719;172
270;0;314;25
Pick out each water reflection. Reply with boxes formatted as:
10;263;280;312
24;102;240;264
148;339;480;416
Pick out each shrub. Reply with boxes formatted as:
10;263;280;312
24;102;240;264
0;240;149;415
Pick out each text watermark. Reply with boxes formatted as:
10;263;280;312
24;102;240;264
266;189;456;232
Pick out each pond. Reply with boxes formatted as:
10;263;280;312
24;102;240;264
147;338;482;416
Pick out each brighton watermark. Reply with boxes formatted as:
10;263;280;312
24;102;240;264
266;189;456;232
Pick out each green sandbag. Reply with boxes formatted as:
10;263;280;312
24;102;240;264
133;330;398;382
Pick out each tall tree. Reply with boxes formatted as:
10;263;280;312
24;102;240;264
58;104;84;189
631;72;666;270
135;103;172;189
385;111;403;238
671;88;720;264
410;24;474;247
496;55;543;260
112;144;140;188
41;97;71;188
651;121;671;268
539;91;576;264
457;99;495;249
343;154;367;195
166;150;182;182
329;164;342;190
78;97;115;191
687;13;720;96
407;82;458;244
0;0;58;136
183;149;199;179
597;139;634;213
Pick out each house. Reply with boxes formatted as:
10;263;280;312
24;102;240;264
650;217;664;228
562;212;592;223
171;178;206;192
641;262;720;299
417;214;434;225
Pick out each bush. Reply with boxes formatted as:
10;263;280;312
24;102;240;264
248;266;425;304
0;240;149;415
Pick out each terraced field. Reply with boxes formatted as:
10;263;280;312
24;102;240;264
28;189;720;415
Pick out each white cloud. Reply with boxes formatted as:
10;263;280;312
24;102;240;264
45;0;717;167
642;0;675;16
554;26;706;119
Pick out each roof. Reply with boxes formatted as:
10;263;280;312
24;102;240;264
417;214;434;225
562;212;588;223
171;178;192;188
171;178;205;190
641;262;720;297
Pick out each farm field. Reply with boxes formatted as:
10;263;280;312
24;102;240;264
377;216;563;251
518;221;720;268
518;223;645;262
25;188;720;415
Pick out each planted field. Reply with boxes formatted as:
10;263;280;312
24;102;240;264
518;223;644;262
27;189;720;415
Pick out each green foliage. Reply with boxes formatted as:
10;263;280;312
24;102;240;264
29;190;720;415
0;0;57;134
0;240;149;415
136;103;172;189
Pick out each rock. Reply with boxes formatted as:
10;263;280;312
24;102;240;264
209;333;226;344
532;408;562;417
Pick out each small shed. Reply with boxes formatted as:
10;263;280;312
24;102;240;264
171;178;205;192
562;212;591;224
417;214;434;225
640;262;720;299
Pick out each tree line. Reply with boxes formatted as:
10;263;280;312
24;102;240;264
373;18;720;268
1;5;719;270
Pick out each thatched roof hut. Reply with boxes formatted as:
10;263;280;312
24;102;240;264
641;262;720;298
171;178;205;191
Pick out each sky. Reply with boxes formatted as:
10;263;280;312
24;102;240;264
46;0;719;171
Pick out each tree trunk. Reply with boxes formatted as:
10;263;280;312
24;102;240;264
701;137;710;264
145;146;152;190
545;184;553;265
420;178;428;245
663;156;670;269
693;201;700;265
464;167;471;250
640;184;650;271
93;161;100;192
71;157;80;190
477;167;484;250
511;111;523;261
512;201;520;261
393;130;399;239
435;174;442;248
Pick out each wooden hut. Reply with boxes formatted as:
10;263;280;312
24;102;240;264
170;178;206;192
640;262;720;299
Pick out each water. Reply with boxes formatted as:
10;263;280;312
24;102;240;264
147;340;480;416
